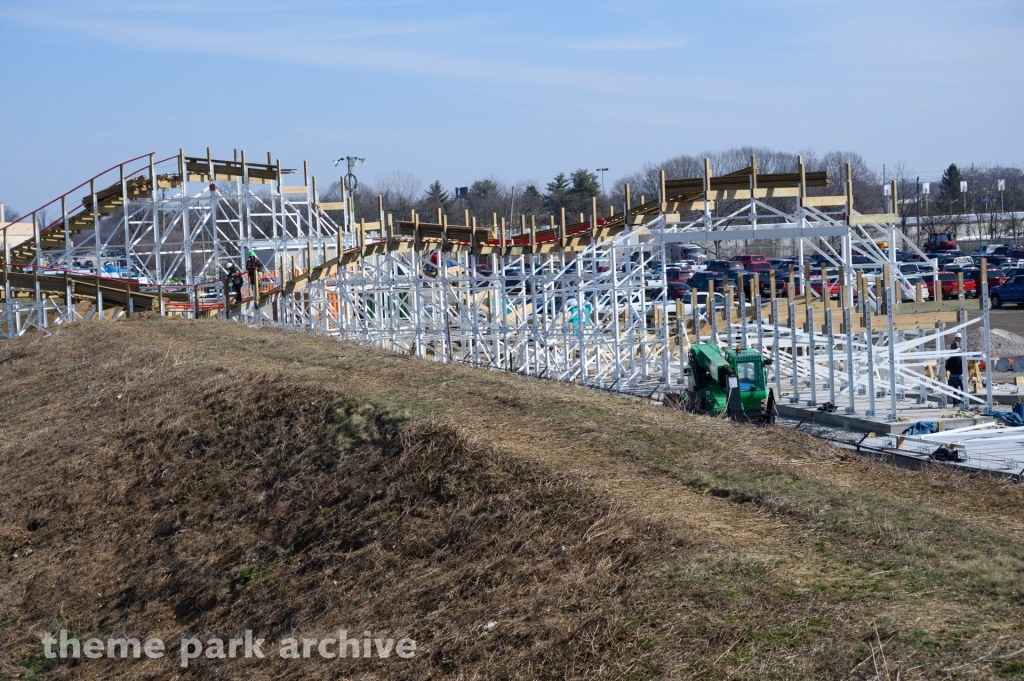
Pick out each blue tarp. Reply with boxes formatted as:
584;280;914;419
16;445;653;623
986;410;1024;427
903;421;939;436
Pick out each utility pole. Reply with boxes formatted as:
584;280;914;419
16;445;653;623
916;176;921;245
596;168;608;201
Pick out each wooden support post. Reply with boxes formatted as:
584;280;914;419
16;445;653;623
798;155;806;201
591;196;598;241
916;281;923;303
659;169;666;211
838;265;846;308
559;207;566;250
957;271;964;298
769;270;776;301
124;281;132;316
845;163;854;224
821;264;830;310
787;264;795;304
883;263;891;311
707;279;715;326
804;261;812;307
530;215;537;254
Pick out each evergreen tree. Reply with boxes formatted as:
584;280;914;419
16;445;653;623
470;179;499;200
569;169;600;201
940;164;963;211
544;173;571;212
424;180;450;206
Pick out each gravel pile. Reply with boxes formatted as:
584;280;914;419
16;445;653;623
966;328;1024;356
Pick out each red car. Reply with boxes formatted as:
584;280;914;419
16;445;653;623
745;261;773;274
923;272;978;298
809;276;841;298
665;267;693;283
730;254;768;267
965;267;1007;289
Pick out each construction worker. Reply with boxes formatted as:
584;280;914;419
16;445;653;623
225;263;243;304
246;249;265;293
946;333;964;394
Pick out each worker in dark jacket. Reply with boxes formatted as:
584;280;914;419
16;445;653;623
225;263;243;304
946;334;964;392
246;250;265;292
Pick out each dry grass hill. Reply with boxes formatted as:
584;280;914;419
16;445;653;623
2;318;1024;679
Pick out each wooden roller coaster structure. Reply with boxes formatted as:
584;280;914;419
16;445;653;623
1;149;994;426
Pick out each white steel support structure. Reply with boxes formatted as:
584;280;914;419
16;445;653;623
1;151;994;420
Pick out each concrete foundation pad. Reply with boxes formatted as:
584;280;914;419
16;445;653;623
775;401;997;435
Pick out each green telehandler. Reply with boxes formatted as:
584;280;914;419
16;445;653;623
679;343;776;424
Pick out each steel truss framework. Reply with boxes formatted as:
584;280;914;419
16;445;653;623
0;152;999;434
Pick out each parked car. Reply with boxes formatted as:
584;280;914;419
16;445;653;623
665;267;693;283
667;281;691;300
706;259;745;273
688;271;726;292
899;276;932;301
993;245;1024;259
681;290;726;316
965;267;1008;289
991;275;1024;308
923;271;977;299
729;254;768;267
899;263;922;275
745;261;773;274
975;254;1010;268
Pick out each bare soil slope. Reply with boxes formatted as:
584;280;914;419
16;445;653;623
2;318;1024;680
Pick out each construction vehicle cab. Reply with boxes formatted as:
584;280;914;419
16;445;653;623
923;232;958;253
684;343;775;424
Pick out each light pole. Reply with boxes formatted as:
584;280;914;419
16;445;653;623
596;168;608;201
333;156;365;191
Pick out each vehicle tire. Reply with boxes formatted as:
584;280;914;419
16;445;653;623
992;295;1002;308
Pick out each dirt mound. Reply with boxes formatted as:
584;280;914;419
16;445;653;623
6;319;1024;679
967;327;1024;356
0;327;686;679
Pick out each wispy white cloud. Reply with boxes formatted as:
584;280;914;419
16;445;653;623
563;37;685;52
0;2;697;96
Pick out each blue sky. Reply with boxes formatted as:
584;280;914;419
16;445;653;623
1;0;1022;212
